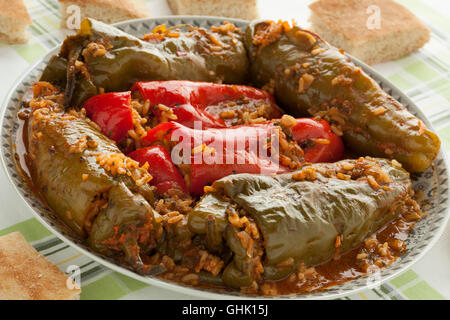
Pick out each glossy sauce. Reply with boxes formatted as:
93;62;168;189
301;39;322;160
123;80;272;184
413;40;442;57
267;216;415;295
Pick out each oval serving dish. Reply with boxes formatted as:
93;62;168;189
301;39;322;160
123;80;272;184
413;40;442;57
1;16;449;299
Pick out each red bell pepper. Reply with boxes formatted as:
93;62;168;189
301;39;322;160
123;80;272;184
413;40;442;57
142;121;289;195
83;91;133;143
127;145;187;194
132;80;282;128
81;84;343;196
288;118;344;163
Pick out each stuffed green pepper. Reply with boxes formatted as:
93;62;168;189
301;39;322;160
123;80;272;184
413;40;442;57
40;18;249;107
27;83;163;274
245;20;440;173
189;157;420;288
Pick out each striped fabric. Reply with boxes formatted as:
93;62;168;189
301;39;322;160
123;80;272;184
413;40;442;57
0;0;448;300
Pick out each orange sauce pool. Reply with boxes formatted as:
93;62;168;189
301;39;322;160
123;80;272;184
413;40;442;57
267;216;416;295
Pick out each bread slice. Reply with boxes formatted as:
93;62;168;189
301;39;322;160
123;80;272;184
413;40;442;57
308;0;430;65
167;0;259;21
59;0;151;27
0;232;81;300
0;0;31;44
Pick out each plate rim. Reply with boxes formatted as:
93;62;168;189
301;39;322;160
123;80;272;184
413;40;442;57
1;15;449;300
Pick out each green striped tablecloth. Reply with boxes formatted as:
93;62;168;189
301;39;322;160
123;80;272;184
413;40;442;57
0;0;449;300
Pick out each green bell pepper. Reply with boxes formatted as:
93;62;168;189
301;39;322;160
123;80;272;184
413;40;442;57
28;101;163;273
190;157;416;287
245;20;440;173
40;18;249;107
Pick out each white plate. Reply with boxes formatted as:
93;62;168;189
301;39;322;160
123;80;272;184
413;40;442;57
1;16;449;299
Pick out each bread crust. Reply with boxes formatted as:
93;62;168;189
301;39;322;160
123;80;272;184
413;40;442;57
59;0;151;26
0;0;31;44
0;0;31;23
0;30;29;44
0;232;80;300
308;0;430;64
309;0;429;44
167;0;259;20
